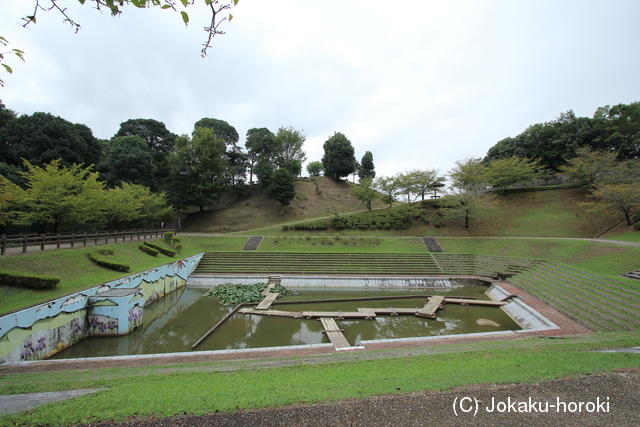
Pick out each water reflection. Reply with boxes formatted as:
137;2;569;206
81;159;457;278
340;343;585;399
53;285;520;359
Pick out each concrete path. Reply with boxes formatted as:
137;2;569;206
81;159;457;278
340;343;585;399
0;389;107;415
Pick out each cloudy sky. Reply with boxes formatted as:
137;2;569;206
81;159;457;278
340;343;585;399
1;0;639;178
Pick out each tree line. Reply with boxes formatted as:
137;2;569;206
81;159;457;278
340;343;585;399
0;101;378;232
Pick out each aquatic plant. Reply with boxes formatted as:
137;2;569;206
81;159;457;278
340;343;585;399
204;283;295;306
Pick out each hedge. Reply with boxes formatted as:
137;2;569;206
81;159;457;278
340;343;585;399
143;242;176;257
87;252;130;272
0;269;60;290
138;244;159;256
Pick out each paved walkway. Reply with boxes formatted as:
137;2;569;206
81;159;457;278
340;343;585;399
0;389;106;415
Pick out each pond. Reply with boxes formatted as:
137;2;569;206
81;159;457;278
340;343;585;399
52;282;521;359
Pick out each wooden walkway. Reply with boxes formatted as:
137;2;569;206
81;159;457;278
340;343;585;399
319;318;353;350
256;292;279;310
261;284;276;296
416;296;445;318
445;298;506;306
302;311;376;319
239;308;302;318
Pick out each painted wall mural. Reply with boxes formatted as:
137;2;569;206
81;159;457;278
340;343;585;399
0;253;203;363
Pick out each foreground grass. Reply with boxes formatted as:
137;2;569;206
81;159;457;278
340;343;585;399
0;236;247;315
439;237;640;278
0;333;638;426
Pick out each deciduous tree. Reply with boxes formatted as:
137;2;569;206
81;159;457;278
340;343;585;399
351;177;377;210
374;176;399;207
438;183;495;229
102;183;171;229
245;127;276;183
482;156;541;195
559;146;619;186
0;112;101;169
449;157;487;190
166;128;227;212
3;0;238;74
591;182;640;226
10;160;106;232
272;127;307;172
306;161;324;177
99;136;156;189
265;168;296;214
113;119;177;182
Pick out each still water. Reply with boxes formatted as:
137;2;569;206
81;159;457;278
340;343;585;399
53;284;521;359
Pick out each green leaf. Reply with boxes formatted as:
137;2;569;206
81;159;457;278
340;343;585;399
180;0;189;7
233;0;239;5
181;11;189;25
2;64;13;74
228;13;233;21
78;0;86;4
131;0;146;7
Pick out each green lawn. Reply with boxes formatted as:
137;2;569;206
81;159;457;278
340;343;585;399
0;236;247;315
0;333;638;426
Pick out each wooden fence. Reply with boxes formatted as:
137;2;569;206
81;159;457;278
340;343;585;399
0;229;175;256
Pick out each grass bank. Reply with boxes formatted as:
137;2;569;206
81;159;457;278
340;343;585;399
0;236;247;315
0;333;638;426
439;237;640;278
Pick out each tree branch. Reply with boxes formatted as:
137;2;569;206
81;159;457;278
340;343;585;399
201;1;231;57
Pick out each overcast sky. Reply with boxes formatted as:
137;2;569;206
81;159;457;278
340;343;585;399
1;0;639;178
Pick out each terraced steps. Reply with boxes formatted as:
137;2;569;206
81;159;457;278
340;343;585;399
192;252;443;276
189;252;640;333
509;262;640;332
434;254;543;276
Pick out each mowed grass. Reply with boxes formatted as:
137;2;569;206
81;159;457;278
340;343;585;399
258;236;428;252
241;188;625;238
0;333;638;426
439;237;640;278
0;236;247;315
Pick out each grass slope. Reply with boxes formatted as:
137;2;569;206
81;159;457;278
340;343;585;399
439;237;640;278
0;236;247;315
180;176;386;233
243;188;627;238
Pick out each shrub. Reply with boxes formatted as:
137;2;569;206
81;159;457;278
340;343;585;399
143;242;176;257
634;221;640;231
0;269;60;290
95;248;114;255
139;244;159;256
164;231;174;243
433;219;443;228
335;223;345;230
175;244;183;253
87;252;130;272
282;225;290;231
170;237;181;246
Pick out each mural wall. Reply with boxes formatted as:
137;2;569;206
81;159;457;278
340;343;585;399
0;253;203;363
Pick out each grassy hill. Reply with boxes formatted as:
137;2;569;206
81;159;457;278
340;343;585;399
180;176;386;233
238;187;628;238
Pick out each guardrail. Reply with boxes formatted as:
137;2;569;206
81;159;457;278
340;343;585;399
0;229;175;256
